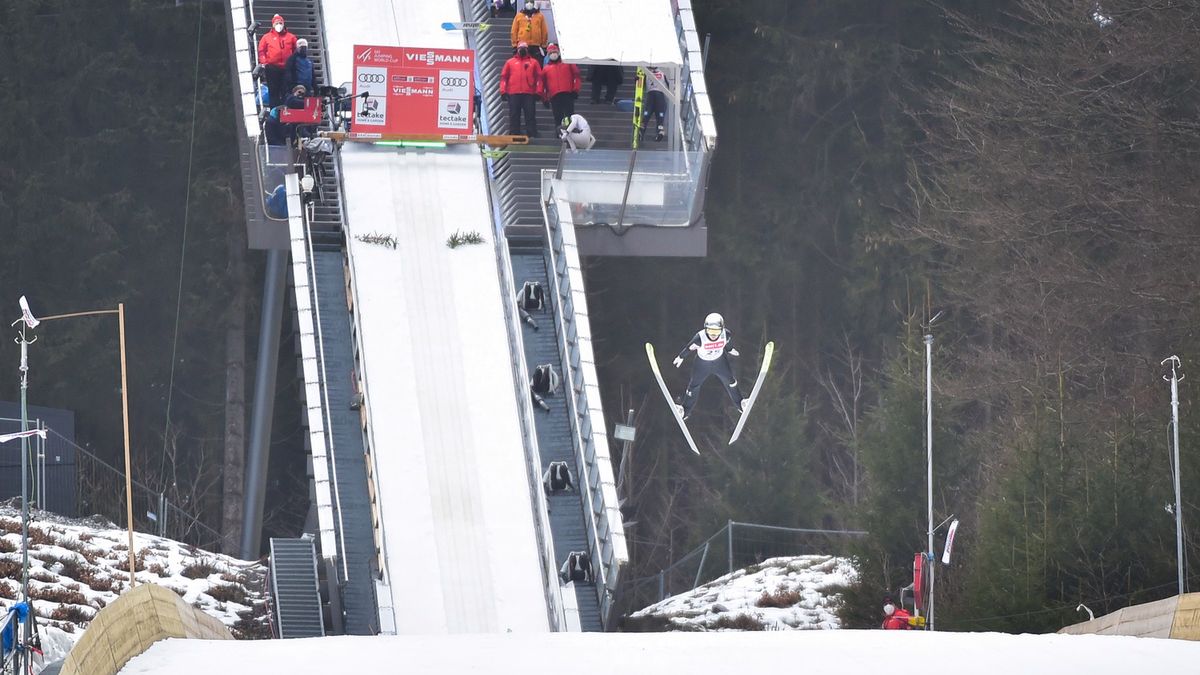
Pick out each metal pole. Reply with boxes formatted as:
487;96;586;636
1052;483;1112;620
242;248;289;559
119;303;136;588
1164;356;1185;596
925;333;935;631
17;325;31;675
726;519;734;575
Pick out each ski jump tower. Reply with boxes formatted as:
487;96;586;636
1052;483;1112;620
222;0;716;635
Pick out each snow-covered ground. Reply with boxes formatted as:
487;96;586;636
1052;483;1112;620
119;630;1200;674
630;555;855;631
322;0;550;634
0;504;267;663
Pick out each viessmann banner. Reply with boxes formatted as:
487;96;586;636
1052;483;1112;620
351;45;475;138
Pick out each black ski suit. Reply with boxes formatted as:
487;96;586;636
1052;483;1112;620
677;329;744;417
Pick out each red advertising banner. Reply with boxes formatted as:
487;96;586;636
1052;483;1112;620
350;45;475;139
912;552;924;612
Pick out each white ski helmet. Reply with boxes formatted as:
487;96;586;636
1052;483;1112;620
703;312;724;338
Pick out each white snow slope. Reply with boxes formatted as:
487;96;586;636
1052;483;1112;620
631;555;855;631
119;630;1200;675
322;0;549;634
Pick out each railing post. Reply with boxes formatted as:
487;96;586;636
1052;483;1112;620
658;570;665;602
693;541;709;590
727;520;734;575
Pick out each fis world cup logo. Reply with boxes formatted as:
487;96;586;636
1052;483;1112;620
355;47;374;61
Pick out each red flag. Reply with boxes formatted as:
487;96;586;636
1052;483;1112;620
913;552;925;612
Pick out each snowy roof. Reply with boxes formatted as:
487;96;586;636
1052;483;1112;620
553;0;683;67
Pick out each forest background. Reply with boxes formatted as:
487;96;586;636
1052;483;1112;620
2;0;1199;632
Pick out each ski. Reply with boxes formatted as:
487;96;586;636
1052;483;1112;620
441;21;491;31
728;341;774;445
645;343;701;455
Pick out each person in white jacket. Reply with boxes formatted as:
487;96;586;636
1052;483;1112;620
559;113;596;150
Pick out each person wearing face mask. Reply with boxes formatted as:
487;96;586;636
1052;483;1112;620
500;42;544;137
541;44;580;125
284;38;315;96
257;14;298;107
510;2;548;60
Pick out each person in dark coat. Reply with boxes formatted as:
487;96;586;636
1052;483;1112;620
263;106;291;146
284;38;315;95
588;64;623;104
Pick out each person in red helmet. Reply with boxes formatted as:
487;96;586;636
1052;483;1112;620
541;43;580;128
257;14;298;107
881;598;915;630
500;41;544;137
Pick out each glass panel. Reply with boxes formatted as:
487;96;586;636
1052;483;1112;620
546;149;703;228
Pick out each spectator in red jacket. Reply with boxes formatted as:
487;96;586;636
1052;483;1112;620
500;42;544;137
257;14;298;107
541;44;580;128
881;600;914;630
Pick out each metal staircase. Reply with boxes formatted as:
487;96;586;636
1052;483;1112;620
509;238;603;631
226;0;378;635
474;6;638;236
250;0;345;251
467;0;629;629
269;537;325;638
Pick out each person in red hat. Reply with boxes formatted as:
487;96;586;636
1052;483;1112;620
500;41;544;137
257;14;298;107
541;43;580;128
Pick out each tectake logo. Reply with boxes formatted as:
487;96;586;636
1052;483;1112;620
406;50;471;67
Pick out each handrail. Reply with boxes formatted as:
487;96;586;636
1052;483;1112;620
283;173;340;569
462;0;569;631
541;199;611;603
309;0;351;586
540;194;628;625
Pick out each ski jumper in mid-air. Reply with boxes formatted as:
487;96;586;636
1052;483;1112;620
673;313;746;420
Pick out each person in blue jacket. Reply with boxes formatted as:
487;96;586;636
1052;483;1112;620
284;38;315;95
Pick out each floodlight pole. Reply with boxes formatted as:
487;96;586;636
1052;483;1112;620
18;303;136;587
924;332;935;630
16;325;32;605
1163;356;1185;596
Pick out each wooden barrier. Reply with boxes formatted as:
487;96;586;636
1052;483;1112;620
60;583;232;675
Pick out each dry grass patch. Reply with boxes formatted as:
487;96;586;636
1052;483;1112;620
713;614;764;631
755;588;802;608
